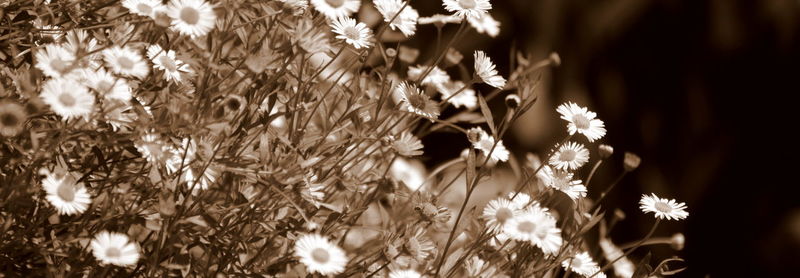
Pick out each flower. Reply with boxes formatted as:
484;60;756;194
407;65;450;86
389;269;422;278
291;17;331;54
35;44;76;78
503;206;563;254
473;50;506;89
82;68;132;101
122;0;165;18
467;127;509;163
102;46;150;79
418;14;462;25
90;231;140;266
147;44;191;82
135;133;170;163
374;0;419;37
167;0;217;38
0;101;27;137
507;191;533;209
330;17;373;49
437;81;477;109
639;193;689;220
294;234;348;275
549;141;590;171
390;157;426;191
40;78;95;121
467;12;500;37
310;0;361;19
538;166;587;201
562;251;601;277
397;82;440;120
406;228;435;262
482;197;518;233
599;238;634;278
556;102;606;142
443;0;492;19
41;171;91;215
391;132;424;157
279;0;309;15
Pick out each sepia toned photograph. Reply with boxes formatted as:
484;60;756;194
0;0;797;277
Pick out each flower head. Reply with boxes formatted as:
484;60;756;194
549;141;590;171
0;101;27;137
122;0;165;18
443;0;492;19
408;65;450;86
503;206;562;254
294;234;348;275
482;197;519;233
473;50;506;89
35;44;76;78
562;251;601;277
538;166;587;201
40;78;95;121
374;0;419;37
147;44;191;82
391;132;424;157
82;68;132;101
397;82;440;120
102;45;150;79
556;102;606;142
330;17;373;49
639;193;689;220
437;81;477;109
167;0;217;38
41;170;92;215
467;12;500;37
389;269;422;278
90;231;140;266
311;0;361;19
467;127;509;163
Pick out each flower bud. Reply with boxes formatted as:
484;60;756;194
549;52;561;67
385;48;397;58
598;144;614;159
466;127;483;144
623;152;641;172
670;233;685;250
504;94;521;109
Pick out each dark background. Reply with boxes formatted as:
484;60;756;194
409;0;800;277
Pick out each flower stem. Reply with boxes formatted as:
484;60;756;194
591;219;661;277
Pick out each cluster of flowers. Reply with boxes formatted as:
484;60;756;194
0;0;687;277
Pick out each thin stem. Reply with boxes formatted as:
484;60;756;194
591;219;661;278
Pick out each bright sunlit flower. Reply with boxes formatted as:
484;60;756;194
82;68;132;101
0;101;27;137
167;0;217;38
122;0;165;18
557;102;607;142
473;50;506;89
437;81;477;109
294;234;348;275
443;0;492;19
374;0;419;37
102;46;150;79
467;12;500;37
562;251;601;277
392;132;424;157
407;65;450;86
549;141;590;171
40;78;95;121
389;269;422;278
482;197;518;233
41;171;91;215
390;157;427;191
90;231;140;266
311;0;360;19
330;17;373;49
639;193;689;220
467;127;510;163
599;238;635;278
406;228;435;262
507;191;533;209
503;206;562;254
397;82;440;120
147;44;191;82
35;44;76;78
538;166;587;201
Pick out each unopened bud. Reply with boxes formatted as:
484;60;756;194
549;52;561;67
670;233;685;250
623;152;641;172
598;144;614;159
504;94;521;109
614;208;626;221
466;127;483;143
385;48;397;58
445;48;463;65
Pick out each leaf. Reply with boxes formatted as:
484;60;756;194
653;257;686;276
477;94;496;136
577;212;604;236
632;252;653;278
465;148;476;189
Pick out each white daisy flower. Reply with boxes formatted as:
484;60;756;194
473;50;506;89
102;46;150;79
310;0;360;19
503;207;563;254
330;17;373;49
389;157;427;191
556;102;607;142
389;269;422;278
599;238;635;278
294;234;348;276
442;0;492;19
397;82;440;120
374;0;419;37
167;0;217;38
135;133;169;163
146;44;191;82
507;191;534;209
407;65;450;86
82;68;132;101
62;30;101;68
40;78;95;121
122;0;165;18
391;132;424;157
165;138;196;174
467;12;500;37
41;171;91;215
562;251;601;277
639;193;689;221
181;165;218;191
467;127;509;163
437;81;477;109
35;44;76;78
549;141;590;171
482;197;518;233
90;231;140;266
538;166;587;201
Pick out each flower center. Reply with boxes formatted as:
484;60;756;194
136;3;153;15
343;27;361;41
1;113;19;126
517;221;536;234
495;207;513;222
50;58;70;73
325;0;345;8
58;93;77;107
405;93;426;111
97;80;114;93
56;180;76;202
180;7;201;25
310;248;330;263
117;57;135;70
158;56;178;72
572;114;590;130
654;201;673;213
105;247;121;258
559;150;577;162
459;0;477;9
226;98;241;111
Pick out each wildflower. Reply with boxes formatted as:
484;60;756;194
537;166;587;201
90;231;140;266
135;133;170;164
167;0;217;38
389;269;422;278
102;46;150;79
443;0;492;19
598;144;614;159
390;157;426;191
556;102;606;142
507;191;533;209
82;68;132;101
503;206;562;254
549;142;590;171
418;14;462;25
35;44;76;78
623;152;641;172
310;0;360;19
482;197;518;233
407;65;450;86
414;200;451;224
406;228;435;262
0;101;27;137
292;18;331;54
599;238;634;278
467;12;500;37
473;51;506;89
391;132;424;157
40;78;95;121
41;171;91;215
294;234;348;275
639;193;689;221
279;0;309;15
437;81;477;109
505;94;520;109
302;173;326;207
122;0;165;18
330;17;373;49
147;44;191;82
467;127;509;163
223;94;247;115
374;0;419;37
397;82;440;120
562;251;601;277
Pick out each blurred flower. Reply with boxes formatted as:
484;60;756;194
330;17;373;49
41;170;91;215
474;50;506;89
504;94;520;109
294;234;348;275
35;44;76;78
443;0;492;19
398;82;440;120
147;44;191;82
437;81;477;109
468;127;509;163
167;0;217;38
311;0;360;19
391;132;424;157
538;166;587;201
623;152;641;172
556;102;606;142
0;101;27;137
467;12;500;37
549;142;589;171
292;18;331;54
91;231;140;266
507;192;533;209
407;65;450;87
503;206;562;254
102;46;150;79
374;0;419;37
135;133;170;163
389;269;422;278
40;78;95;121
599;238;634;278
279;0;309;15
418;14;461;25
390;157;426;191
639;193;689;221
414;199;451;224
82;68;132;101
562;251;601;277
670;233;685;250
405;228;435;262
122;0;165;18
598;144;614;159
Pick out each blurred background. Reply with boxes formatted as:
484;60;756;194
405;0;800;277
